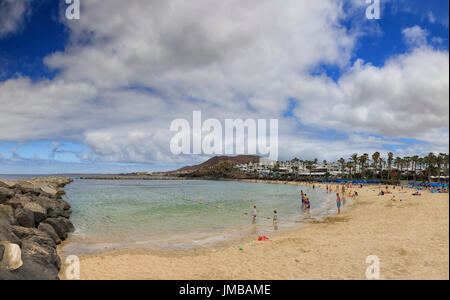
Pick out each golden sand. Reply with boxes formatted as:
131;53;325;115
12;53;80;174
59;182;449;280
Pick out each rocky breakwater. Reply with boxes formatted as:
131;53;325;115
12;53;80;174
0;177;74;280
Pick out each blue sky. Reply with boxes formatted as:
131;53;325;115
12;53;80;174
0;0;67;81
0;0;448;174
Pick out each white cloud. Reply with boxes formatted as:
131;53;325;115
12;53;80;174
402;25;429;47
427;11;436;24
0;0;32;38
0;1;448;165
294;48;449;142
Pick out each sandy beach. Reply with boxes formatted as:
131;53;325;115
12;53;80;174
59;182;449;280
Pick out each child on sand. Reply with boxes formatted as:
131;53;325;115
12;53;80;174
273;210;278;222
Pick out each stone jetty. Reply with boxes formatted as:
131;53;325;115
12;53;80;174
0;177;74;280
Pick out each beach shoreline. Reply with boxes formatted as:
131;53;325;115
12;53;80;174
59;181;449;280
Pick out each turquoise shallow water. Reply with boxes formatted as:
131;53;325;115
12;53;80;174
60;179;336;253
0;175;337;253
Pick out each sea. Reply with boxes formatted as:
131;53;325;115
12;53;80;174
0;175;338;254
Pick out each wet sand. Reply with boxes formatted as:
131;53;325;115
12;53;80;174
59;182;449;280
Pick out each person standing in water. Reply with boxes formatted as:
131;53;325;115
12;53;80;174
301;192;305;209
252;205;257;222
336;193;342;215
305;194;311;210
273;210;278;222
273;210;279;230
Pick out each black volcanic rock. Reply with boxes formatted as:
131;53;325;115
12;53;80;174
34;196;66;218
0;209;21;246
6;196;32;209
21;239;60;270
38;223;61;245
0;256;59;280
14;208;35;228
10;226;55;248
0;187;14;204
43;218;68;240
0;177;73;280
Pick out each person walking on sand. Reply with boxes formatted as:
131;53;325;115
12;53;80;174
336;193;342;215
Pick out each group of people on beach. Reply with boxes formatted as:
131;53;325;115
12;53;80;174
325;184;348;215
250;183;347;225
251;205;278;230
250;180;448;225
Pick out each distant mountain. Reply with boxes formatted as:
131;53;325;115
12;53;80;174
171;155;260;173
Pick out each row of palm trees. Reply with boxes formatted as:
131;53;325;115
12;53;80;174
289;152;449;183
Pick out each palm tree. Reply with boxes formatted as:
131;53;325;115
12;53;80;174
395;157;402;181
379;158;385;181
411;155;419;183
372;152;380;180
418;157;425;181
387;152;394;181
360;153;369;179
346;162;353;179
444;154;450;180
338;158;346;178
437;153;445;183
425;153;436;182
306;160;314;179
351;153;358;179
291;157;300;181
404;156;412;180
400;157;406;181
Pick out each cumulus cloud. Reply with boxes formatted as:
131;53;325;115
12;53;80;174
402;25;429;47
294;48;449;142
0;0;448;165
0;0;32;38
